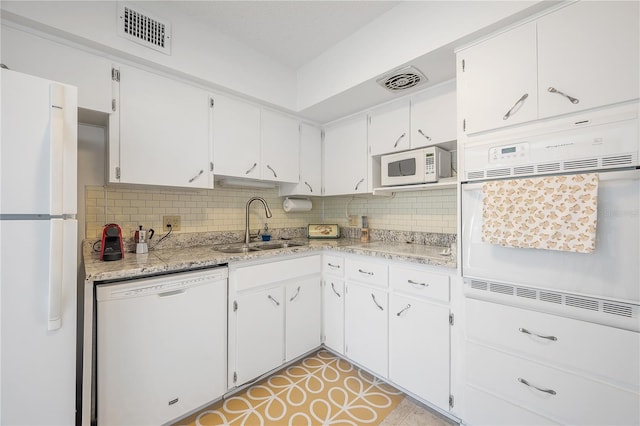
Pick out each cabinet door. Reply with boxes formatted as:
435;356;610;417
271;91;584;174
389;294;450;411
323;116;368;196
261;109;300;183
345;283;388;377
212;93;261;179
368;100;411;156
458;22;537;135
1;26;112;113
117;64;212;188
322;278;345;355
234;286;284;385
280;123;322;196
285;278;321;362
410;81;457;148
537;1;639;118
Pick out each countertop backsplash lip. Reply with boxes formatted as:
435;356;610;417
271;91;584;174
83;228;457;283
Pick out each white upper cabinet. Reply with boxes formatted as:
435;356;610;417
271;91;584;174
536;1;639;119
280;123;322;196
458;1;639;135
261;109;300;183
457;22;538;135
112;64;212;188
410;81;457;148
323;115;368;196
211;93;261;179
1;26;112;113
368;100;411;156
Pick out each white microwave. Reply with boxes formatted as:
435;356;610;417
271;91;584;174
381;147;452;186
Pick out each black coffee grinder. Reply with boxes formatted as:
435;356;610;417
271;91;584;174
100;223;124;261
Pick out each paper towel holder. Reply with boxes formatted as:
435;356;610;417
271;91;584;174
283;197;312;212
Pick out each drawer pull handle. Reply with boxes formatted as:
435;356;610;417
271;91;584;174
517;377;557;396
327;263;341;269
548;86;580;104
358;269;374;276
408;279;428;287
330;282;341;298
396;304;412;316
289;286;301;302
519;327;557;341
371;294;384;311
267;294;280;307
393;132;406;148
503;93;528;120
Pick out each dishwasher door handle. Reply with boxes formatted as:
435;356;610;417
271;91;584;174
158;289;187;297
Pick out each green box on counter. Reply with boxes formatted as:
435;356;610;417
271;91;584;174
307;224;340;239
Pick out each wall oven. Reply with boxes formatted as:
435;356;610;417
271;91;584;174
461;104;640;331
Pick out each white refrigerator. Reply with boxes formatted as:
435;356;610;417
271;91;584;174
1;69;78;425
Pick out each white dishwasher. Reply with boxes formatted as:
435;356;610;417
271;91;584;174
96;267;228;426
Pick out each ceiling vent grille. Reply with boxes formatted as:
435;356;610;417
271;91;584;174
118;3;171;54
377;66;427;92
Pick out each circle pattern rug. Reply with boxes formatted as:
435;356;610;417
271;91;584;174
177;350;405;426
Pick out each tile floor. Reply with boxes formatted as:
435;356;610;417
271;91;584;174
380;396;458;426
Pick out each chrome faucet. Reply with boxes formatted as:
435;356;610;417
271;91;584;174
245;197;272;244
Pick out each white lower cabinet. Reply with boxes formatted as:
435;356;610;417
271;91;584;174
234;285;285;386
285;278;322;362
389;293;450;411
229;254;321;387
463;298;640;425
345;282;388;378
322;278;345;354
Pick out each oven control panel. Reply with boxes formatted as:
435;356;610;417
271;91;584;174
488;142;530;163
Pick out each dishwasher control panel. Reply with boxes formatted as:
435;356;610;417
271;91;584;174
96;267;228;300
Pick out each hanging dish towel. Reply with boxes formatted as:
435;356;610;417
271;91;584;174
481;173;599;253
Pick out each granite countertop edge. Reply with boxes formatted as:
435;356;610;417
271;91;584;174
84;239;457;283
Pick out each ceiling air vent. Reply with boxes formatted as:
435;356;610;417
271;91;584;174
377;66;427;92
118;3;171;55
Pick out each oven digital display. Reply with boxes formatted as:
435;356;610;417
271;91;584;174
501;146;516;154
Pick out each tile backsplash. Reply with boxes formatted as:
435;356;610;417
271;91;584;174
84;185;456;240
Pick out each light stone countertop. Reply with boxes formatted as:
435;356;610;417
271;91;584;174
83;238;456;283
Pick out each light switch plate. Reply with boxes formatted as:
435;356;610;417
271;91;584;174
348;215;359;226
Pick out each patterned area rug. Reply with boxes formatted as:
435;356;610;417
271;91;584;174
177;350;404;426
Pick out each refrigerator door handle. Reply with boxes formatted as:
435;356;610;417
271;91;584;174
49;84;65;216
48;219;64;330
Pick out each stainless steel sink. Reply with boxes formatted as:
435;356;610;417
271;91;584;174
214;246;261;254
213;241;306;253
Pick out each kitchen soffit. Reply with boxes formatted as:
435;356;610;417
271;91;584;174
162;1;401;70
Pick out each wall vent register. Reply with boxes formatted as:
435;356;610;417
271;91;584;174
377;66;427;92
118;3;172;54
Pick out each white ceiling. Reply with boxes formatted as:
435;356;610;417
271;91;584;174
171;1;401;69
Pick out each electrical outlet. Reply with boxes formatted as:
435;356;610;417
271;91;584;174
163;215;181;231
348;215;359;227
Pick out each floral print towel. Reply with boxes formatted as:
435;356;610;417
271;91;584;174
481;174;598;253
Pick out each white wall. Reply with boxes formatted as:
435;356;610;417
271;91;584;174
0;1;298;110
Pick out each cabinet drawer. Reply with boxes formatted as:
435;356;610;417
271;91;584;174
467;342;640;426
464;384;559;426
390;265;449;302
466;299;640;387
323;254;344;277
346;258;388;288
234;255;321;291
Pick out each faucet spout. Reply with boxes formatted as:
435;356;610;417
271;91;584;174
245;197;272;244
